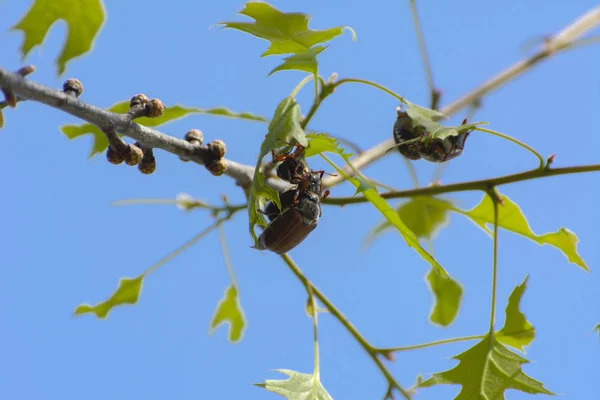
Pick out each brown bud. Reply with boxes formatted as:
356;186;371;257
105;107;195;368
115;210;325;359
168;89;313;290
63;78;83;97
184;129;203;145
106;146;124;165
138;158;156;174
124;144;144;166
207;139;226;159
17;65;36;76
206;159;227;176
146;99;165;118
130;94;149;108
380;350;396;362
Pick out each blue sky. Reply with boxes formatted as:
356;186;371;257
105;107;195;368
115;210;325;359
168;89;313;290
1;1;599;399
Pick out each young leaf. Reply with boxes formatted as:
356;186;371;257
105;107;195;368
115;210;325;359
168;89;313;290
73;275;143;319
255;369;332;400
364;196;453;247
12;0;105;75
496;275;535;352
268;47;326;77
210;285;246;343
218;2;355;75
313;136;448;277
404;99;486;141
248;96;306;244
61;103;265;158
459;192;588;271
418;334;554;399
305;133;353;161
426;268;463;327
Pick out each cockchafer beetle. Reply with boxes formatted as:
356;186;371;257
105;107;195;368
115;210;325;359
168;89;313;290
272;143;309;183
419;119;472;163
393;110;425;160
256;169;330;254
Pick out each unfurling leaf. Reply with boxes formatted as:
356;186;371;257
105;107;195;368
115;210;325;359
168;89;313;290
210;285;246;343
248;96;306;244
61;103;265;158
418;334;554;399
219;2;355;75
12;0;105;75
256;369;332;400
426;268;463;326
314;139;448;277
74;275;143;319
459;192;588;271
496;275;535;352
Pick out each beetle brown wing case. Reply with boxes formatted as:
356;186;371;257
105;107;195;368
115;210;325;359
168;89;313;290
257;208;318;254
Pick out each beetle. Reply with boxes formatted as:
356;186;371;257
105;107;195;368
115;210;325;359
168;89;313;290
419;119;472;163
255;169;330;254
272;143;309;183
393;110;424;160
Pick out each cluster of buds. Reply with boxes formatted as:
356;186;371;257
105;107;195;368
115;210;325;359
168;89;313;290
105;93;165;174
182;129;227;176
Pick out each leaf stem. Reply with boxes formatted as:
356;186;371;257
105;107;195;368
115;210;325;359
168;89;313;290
475;127;544;169
279;254;412;400
489;189;500;337
322;162;600;205
333;78;406;103
378;335;484;353
217;224;238;287
290;74;315;98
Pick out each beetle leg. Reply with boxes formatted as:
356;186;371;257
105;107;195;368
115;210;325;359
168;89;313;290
321;189;330;199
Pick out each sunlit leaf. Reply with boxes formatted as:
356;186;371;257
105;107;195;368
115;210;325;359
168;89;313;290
218;2;355;75
404;99;486;141
418;334;554;399
458;192;588;271
74;275;143;319
269;47;325;76
305;133;353;161
313;139;448;277
12;0;105;75
496;275;535;352
426;268;462;326
256;369;332;400
364;196;453;247
61;103;265;158
248;96;306;244
210;285;246;343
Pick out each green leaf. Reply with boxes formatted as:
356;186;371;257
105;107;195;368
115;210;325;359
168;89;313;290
248;96;306;244
305;133;353;161
315;141;448;276
364;196;453;247
74;275;143;319
496;275;535;352
61;103;265;158
418;334;554;399
458;192;588;271
210;285;246;343
594;324;600;336
12;0;105;75
0;109;4;128
256;369;332;400
269;47;326;77
426;268;463;326
404;99;487;141
219;2;355;75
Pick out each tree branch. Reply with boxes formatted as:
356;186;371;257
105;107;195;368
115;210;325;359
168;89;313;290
0;67;291;192
321;6;600;188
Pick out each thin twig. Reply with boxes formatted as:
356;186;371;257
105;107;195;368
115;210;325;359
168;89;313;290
321;6;600;188
322;163;600;206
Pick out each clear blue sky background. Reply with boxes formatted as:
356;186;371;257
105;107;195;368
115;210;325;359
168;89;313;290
1;1;599;399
